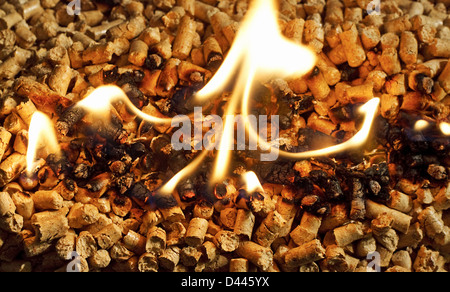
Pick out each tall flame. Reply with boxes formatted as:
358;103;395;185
196;0;317;101
26;111;60;174
196;0;317;184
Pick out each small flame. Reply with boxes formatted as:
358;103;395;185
414;119;430;132
242;171;264;193
159;151;209;195
440;122;450;136
78;85;188;124
26;112;60;175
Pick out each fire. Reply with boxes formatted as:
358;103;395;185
195;0;317;184
77;85;187;124
25;0;384;198
196;0;317;101
243;97;381;160
413;119;450;136
242;171;264;194
414;119;430;132
26;111;60;175
158;151;208;195
440;122;450;136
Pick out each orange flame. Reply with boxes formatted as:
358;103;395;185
243;97;381;159
414;119;430;132
77;85;188;125
242;171;264;193
25;0;385;198
440;122;450;136
26;112;60;175
196;0;317;185
158;151;209;195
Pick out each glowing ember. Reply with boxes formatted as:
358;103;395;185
26;111;60;175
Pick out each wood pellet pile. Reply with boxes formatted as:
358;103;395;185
0;0;449;272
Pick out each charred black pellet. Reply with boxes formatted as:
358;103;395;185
46;153;72;176
214;183;228;200
252;161;300;185
141;152;166;172
62;177;77;191
406;154;424;167
387;127;404;150
130;142;147;159
427;164;447;180
197;184;217;204
126;182;152;201
151;191;179;209
324;177;344;200
279;112;292;130
415;73;434;94
85;176;108;193
144;54;163;70
339;62;359;81
373;116;390;145
73;163;91;179
170;86;200;115
97;121;128;142
177;178;196;202
117;70;145;86
56;106;87;136
296;177;315;194
115;173;134;195
104;142;127;160
292;95;314;114
330;105;354;122
206;52;223;72
408;139;430;153
122;83;145;108
103;67;120;83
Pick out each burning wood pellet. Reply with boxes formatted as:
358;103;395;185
0;0;448;275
